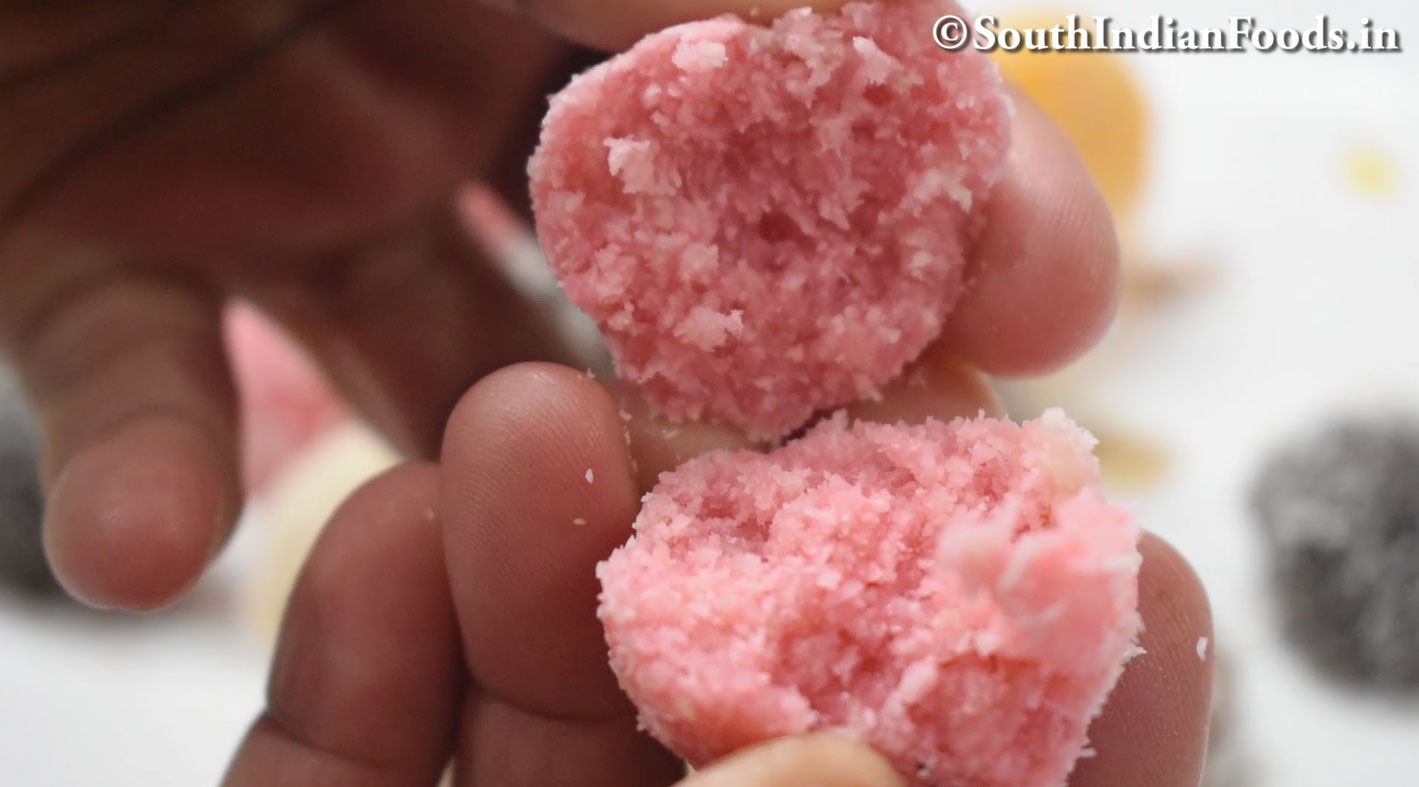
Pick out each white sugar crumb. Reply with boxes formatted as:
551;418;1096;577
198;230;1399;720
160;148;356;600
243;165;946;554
945;177;972;211
573;517;587;527
851;36;896;84
1197;636;1209;661
909;169;971;211
674;306;745;351
852;36;882;56
605;137;678;195
907;250;934;277
1079;747;1097;759
673;39;728;73
585;468;595;484
679;242;719;281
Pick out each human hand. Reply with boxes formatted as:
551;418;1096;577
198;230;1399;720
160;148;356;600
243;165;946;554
222;363;1211;786
1;0;1114;615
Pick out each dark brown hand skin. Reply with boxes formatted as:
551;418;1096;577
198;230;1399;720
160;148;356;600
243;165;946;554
0;0;598;608
0;0;1121;629
1;0;586;442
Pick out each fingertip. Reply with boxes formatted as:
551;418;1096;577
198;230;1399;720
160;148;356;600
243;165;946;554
1069;532;1212;787
43;414;238;611
444;362;629;482
683;734;905;787
944;90;1121;377
282;461;443;618
227;462;458;787
441;362;641;717
1136;533;1213;646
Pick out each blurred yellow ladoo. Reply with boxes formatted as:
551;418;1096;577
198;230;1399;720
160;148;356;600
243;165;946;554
990;8;1149;223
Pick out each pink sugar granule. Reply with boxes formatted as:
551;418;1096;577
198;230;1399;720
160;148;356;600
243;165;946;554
530;0;1011;438
598;411;1141;787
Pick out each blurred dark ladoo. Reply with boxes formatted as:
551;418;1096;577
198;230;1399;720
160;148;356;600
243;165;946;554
1252;416;1419;688
0;365;60;596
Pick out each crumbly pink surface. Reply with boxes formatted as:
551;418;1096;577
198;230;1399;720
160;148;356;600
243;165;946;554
529;0;1011;438
598;411;1140;787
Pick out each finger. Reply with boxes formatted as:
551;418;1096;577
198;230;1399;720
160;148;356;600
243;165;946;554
484;0;860;50
483;44;609;222
1;271;238;610
441;362;684;784
678;735;904;787
612;352;999;499
224;463;461;787
455;697;682;787
1070;533;1213;787
607;379;753;494
442;363;632;715
941;87;1121;377
248;202;579;458
844;344;1002;426
611;343;1002;495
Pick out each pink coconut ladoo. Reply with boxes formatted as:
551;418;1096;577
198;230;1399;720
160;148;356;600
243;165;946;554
530;0;1011;438
598;411;1140;787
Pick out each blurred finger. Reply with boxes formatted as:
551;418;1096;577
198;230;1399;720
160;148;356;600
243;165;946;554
612;351;999;497
249;202;578;458
455;697;681;787
614;349;1001;499
224;463;461;787
482;44;609;222
608;379;752;494
611;344;1003;495
678;735;904;787
1070;533;1213;787
440;362;683;785
442;363;634;715
941;87;1121;377
844;344;1002;426
2;271;238;610
484;0;861;50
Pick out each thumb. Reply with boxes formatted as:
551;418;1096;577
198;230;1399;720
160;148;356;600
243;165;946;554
1;267;238;610
677;735;906;787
